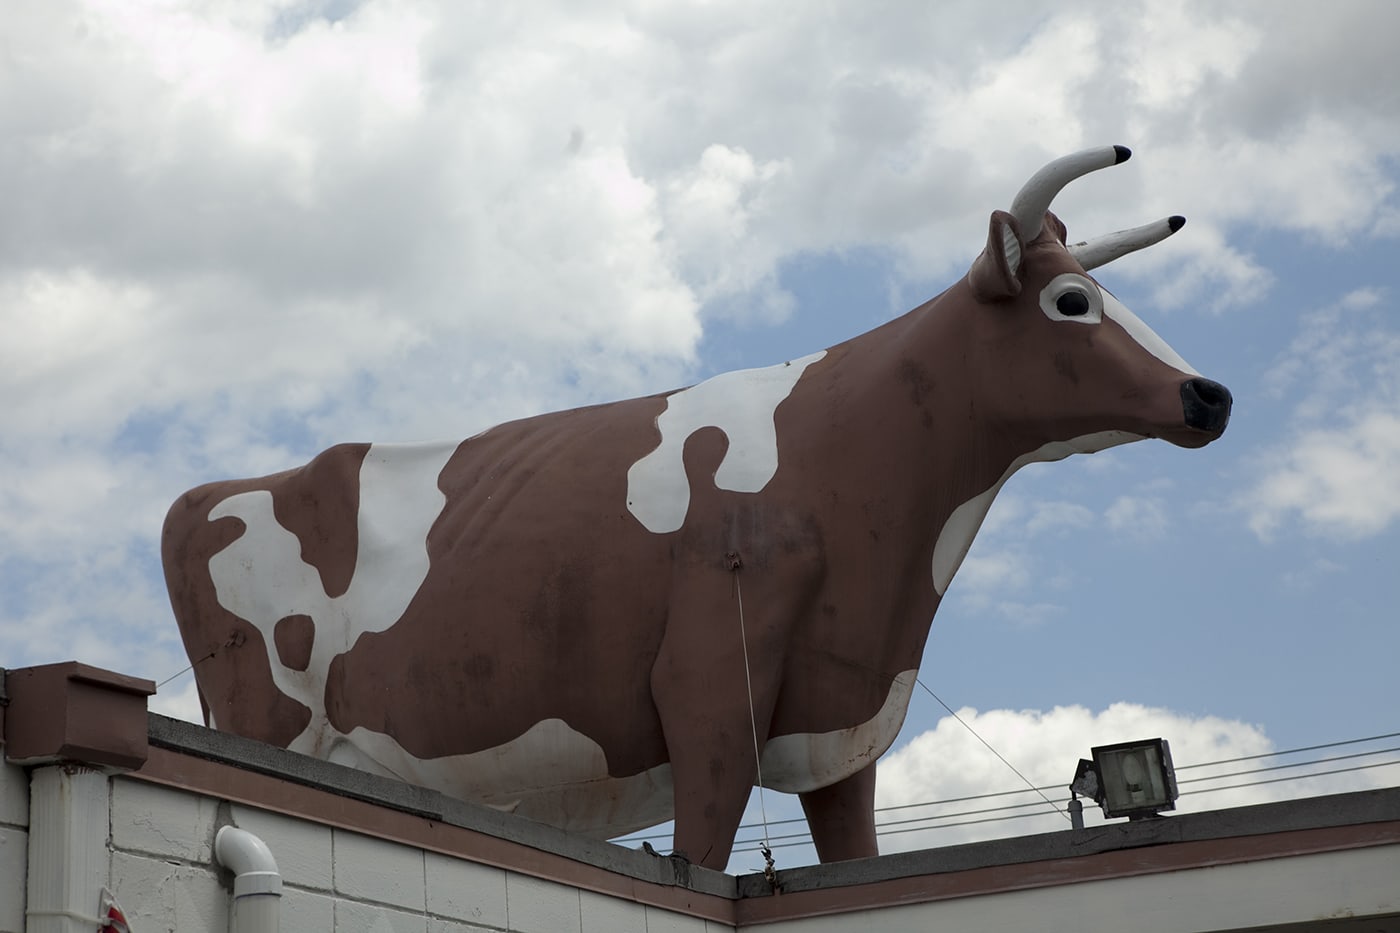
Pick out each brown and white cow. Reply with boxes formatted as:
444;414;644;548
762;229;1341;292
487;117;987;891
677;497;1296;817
163;146;1231;870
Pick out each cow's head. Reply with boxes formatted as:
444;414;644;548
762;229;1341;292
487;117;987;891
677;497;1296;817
966;145;1231;452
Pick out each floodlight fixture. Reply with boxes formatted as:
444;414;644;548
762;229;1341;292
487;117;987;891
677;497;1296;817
1068;737;1179;824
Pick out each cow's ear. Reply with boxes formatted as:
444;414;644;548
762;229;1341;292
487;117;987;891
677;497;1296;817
1043;210;1068;245
968;210;1023;302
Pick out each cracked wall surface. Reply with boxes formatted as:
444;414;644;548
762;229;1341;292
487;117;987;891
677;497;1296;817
0;760;28;933
100;774;728;932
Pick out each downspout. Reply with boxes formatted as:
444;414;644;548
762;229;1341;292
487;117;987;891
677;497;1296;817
25;765;111;933
214;825;282;933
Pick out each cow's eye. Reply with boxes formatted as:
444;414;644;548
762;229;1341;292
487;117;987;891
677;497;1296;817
1057;291;1090;316
1039;273;1103;325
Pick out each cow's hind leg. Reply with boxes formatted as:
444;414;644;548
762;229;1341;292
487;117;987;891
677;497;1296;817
799;763;879;863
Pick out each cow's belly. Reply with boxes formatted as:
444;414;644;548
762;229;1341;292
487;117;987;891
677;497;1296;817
317;669;917;838
330;719;676;838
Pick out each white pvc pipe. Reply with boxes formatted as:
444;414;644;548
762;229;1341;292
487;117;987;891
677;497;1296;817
214;826;282;933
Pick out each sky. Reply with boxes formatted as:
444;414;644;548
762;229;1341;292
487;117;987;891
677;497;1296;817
3;0;1398;873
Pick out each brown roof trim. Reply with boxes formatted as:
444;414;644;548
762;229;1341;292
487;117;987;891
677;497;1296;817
735;819;1400;925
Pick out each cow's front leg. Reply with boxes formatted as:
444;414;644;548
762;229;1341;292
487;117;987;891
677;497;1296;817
651;626;780;870
649;569;797;871
799;763;879;863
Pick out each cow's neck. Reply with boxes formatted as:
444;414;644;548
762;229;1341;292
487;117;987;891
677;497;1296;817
927;428;1137;594
815;280;1135;598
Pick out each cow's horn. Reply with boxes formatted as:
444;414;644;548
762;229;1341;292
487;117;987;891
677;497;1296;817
1069;215;1185;271
1010;145;1130;242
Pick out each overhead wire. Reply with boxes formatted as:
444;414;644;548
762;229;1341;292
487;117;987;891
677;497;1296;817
1174;731;1400;770
617;729;1400;856
914;677;1071;824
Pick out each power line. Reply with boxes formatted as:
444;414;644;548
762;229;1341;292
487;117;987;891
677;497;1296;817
913;677;1070;823
1178;745;1400;785
1175;731;1400;770
724;756;1400;855
1179;758;1400;797
615;730;1400;854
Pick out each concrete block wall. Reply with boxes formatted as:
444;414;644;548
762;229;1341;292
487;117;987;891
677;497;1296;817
0;760;28;933
107;775;730;932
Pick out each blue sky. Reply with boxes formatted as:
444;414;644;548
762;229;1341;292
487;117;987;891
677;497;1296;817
3;0;1398;871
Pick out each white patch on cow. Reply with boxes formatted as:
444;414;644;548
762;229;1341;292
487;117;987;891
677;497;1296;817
760;669;917;794
931;432;1140;595
1102;290;1200;376
206;441;458;756
338;721;676;838
328;669;917;834
626;351;826;533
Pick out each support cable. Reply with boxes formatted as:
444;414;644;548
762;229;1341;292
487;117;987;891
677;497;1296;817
914;677;1070;823
731;563;778;883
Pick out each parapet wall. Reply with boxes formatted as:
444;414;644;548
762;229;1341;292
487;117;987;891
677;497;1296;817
3;662;1399;932
104;774;719;931
131;715;733;931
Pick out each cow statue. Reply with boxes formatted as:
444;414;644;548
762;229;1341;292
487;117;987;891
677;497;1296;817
163;145;1231;870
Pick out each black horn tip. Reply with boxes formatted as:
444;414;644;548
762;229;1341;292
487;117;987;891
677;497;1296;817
1169;215;1186;232
1113;145;1132;164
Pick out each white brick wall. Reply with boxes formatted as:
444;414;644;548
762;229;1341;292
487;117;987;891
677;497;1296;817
505;873;582;933
581;889;646;933
0;824;26;933
428;918;499;933
283;886;337;929
336;898;430;932
644;906;714;933
230;802;334;891
334;826;427;911
426;851;508;928
93;776;706;932
111;779;219;862
0;762;27;933
109;850;226;931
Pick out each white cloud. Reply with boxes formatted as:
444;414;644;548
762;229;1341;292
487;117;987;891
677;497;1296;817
947;497;1102;624
953;550;1030;594
1024;501;1096;537
1246;289;1400;540
1248;412;1400;540
3;0;1400;769
1105;495;1171;539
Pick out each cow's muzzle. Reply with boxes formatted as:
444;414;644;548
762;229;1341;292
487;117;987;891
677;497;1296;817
1181;377;1232;436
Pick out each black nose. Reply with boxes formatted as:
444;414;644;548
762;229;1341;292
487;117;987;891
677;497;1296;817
1181;377;1232;435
